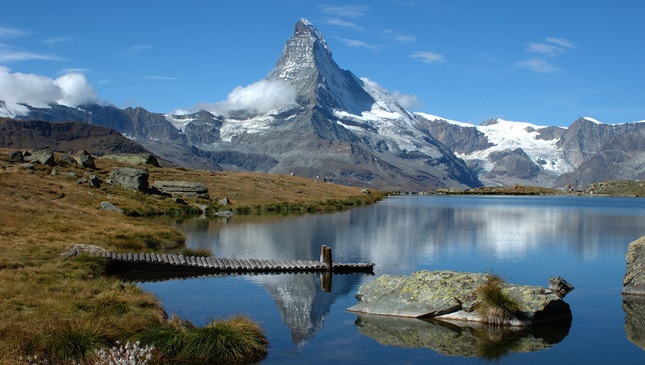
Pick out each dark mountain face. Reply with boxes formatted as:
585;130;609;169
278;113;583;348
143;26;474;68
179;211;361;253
558;118;645;168
554;130;645;189
415;115;493;155
0;118;149;156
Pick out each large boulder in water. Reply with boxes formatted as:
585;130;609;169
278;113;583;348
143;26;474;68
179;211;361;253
623;236;645;296
347;270;572;326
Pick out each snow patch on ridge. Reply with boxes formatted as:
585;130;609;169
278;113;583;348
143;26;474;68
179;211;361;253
219;115;276;142
0;101;30;117
164;114;194;133
464;118;572;174
415;112;475;127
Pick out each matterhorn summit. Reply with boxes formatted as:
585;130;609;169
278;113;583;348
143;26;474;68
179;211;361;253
189;18;481;190
269;19;375;114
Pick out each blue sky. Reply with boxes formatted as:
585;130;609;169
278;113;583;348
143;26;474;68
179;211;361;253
1;1;643;126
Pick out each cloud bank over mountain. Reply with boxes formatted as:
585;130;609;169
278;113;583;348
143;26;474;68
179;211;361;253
0;66;97;107
198;79;298;117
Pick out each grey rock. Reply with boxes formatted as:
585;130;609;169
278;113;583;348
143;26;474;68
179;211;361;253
109;167;149;192
59;154;76;165
9;150;23;162
361;189;371;194
25;148;55;166
152;180;209;199
219;197;231;205
548;276;575;298
348;270;572;326
99;201;123;213
102;153;161;167
74;150;96;169
62;243;107;257
623;236;645;296
85;173;102;188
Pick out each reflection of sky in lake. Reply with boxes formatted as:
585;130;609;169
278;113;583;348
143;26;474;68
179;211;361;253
142;196;645;364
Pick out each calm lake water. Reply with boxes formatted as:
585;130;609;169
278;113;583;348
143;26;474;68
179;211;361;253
140;195;645;364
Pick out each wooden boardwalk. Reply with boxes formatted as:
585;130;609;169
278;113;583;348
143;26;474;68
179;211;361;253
69;245;374;274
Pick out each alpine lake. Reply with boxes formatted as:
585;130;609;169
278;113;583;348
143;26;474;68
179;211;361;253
136;195;645;364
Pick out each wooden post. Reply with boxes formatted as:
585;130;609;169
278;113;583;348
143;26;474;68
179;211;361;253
321;245;332;271
320;245;327;263
321;272;333;293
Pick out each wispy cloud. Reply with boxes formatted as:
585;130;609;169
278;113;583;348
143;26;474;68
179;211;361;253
334;37;380;50
44;36;78;47
59;68;90;75
125;44;153;53
518;36;578;73
320;4;368;30
382;29;416;43
516;58;559;73
0;26;27;38
320;5;369;18
142;75;180;81
0;44;64;62
325;18;361;29
410;51;446;64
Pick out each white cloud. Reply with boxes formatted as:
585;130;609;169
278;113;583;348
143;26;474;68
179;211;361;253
0;26;27;38
391;90;421;109
201;79;298;117
324;18;361;29
125;44;153;53
142;75;180;80
519;36;577;73
410;51;446;64
335;37;380;50
44;36;78;47
0;44;63;62
0;66;97;107
320;5;368;30
382;29;417;43
320;5;369;18
53;72;97;106
515;58;560;73
544;37;578;51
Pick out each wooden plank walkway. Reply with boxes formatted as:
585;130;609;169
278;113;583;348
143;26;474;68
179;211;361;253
69;246;374;274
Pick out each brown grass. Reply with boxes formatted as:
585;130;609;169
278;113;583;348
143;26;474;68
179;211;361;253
0;148;381;363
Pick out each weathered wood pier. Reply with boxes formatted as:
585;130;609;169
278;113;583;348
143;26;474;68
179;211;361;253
69;245;374;274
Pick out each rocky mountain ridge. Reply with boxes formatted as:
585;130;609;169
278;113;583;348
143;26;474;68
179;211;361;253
416;114;644;189
1;19;643;191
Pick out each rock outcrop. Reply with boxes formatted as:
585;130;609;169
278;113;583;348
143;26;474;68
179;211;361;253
109;167;149;192
623;236;645;296
151;181;209;199
347;270;572;326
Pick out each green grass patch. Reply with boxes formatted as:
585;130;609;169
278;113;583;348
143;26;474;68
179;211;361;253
138;315;268;363
179;247;213;257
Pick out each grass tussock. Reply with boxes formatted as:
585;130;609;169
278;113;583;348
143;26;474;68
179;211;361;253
179;247;213;257
476;274;521;326
138;316;269;364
